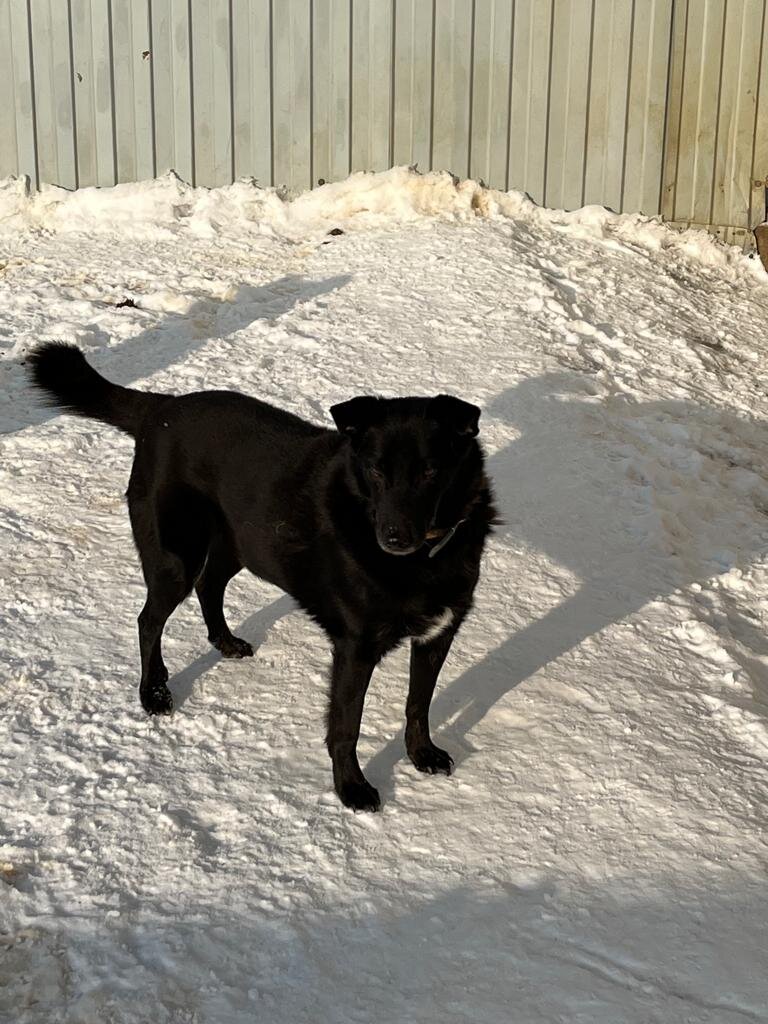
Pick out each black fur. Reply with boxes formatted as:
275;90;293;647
28;342;166;435
29;342;496;811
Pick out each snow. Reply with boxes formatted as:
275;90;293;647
2;166;768;1022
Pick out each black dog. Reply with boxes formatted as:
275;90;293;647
29;343;496;811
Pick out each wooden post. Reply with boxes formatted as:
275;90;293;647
755;223;768;273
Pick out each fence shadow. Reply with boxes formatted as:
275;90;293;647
3;875;765;1023
2;273;351;434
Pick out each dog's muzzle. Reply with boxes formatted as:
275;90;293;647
377;522;422;556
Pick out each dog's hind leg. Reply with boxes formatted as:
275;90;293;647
129;485;205;715
195;534;253;659
137;559;193;715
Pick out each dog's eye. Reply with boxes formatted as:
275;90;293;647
422;465;437;481
368;465;384;482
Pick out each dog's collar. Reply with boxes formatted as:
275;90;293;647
425;518;466;558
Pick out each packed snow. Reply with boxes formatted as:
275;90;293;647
2;167;768;1022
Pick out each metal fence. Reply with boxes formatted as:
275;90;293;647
2;0;767;244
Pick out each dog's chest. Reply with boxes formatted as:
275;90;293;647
370;585;456;648
387;587;454;643
410;607;454;644
381;561;470;646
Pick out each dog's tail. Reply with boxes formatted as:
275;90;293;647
28;342;168;438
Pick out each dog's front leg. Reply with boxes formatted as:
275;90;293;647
327;642;380;812
406;627;457;775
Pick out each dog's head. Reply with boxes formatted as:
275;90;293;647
330;395;481;555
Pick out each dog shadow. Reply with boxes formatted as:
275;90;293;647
171;594;297;709
364;370;768;794
2;273;350;434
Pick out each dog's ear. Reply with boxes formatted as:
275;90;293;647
431;395;481;437
330;396;381;436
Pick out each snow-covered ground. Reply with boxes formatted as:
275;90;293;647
2;167;768;1022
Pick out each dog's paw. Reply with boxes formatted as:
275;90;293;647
140;682;174;716
409;744;454;776
213;635;254;659
338;779;381;813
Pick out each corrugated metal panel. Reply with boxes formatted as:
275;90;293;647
232;0;272;183
391;0;433;171
663;0;768;243
469;0;513;187
508;0;554;205
272;0;311;191
11;0;38;187
1;2;21;181
350;0;393;173
432;0;473;177
622;0;674;217
191;0;233;187
546;0;593;210
151;0;194;185
112;0;154;183
754;0;768;234
312;0;350;184
665;0;727;227
583;0;634;211
2;0;767;242
29;0;77;188
72;0;116;188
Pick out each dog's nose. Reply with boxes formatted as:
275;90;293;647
385;526;408;547
379;524;417;554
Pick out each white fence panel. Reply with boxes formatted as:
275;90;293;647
2;0;767;240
